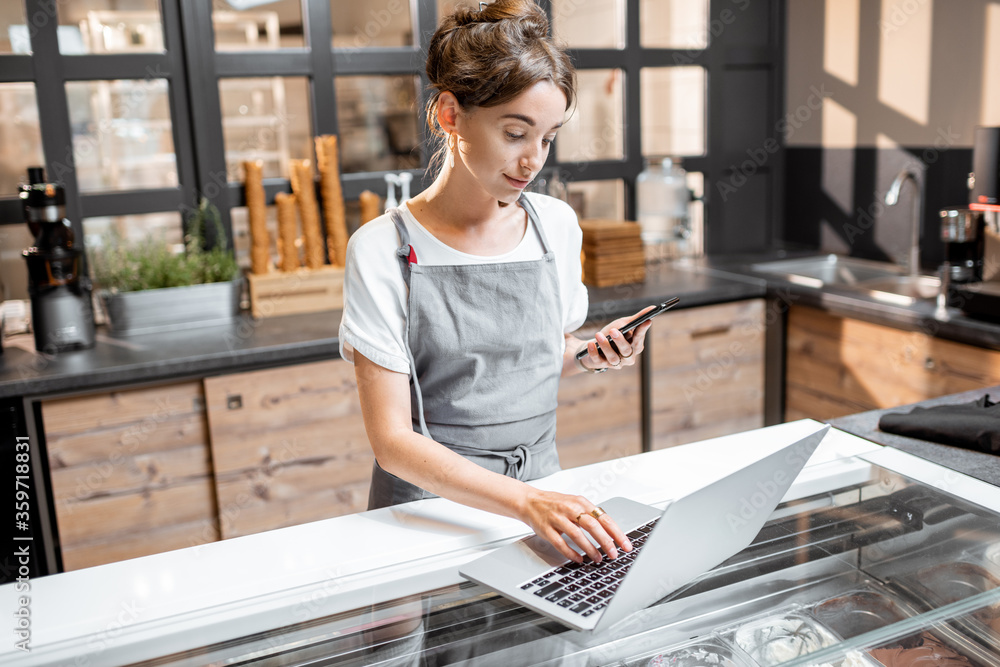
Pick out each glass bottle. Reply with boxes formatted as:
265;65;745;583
637;158;690;260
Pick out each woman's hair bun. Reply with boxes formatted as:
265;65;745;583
423;0;576;174
450;0;549;39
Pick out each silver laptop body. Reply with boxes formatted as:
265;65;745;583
459;424;829;632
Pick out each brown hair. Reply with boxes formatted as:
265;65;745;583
424;0;576;172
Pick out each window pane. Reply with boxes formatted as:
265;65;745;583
59;1;164;54
84;212;185;250
335;75;420;173
66;79;178;193
219;77;313;181
556;69;623;163
332;0;414;48
553;0;625;50
0;83;44;196
0;224;35;301
641;67;706;158
213;0;304;50
0;2;26;53
640;0;709;49
567;179;625;221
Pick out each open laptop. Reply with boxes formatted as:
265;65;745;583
459;424;830;632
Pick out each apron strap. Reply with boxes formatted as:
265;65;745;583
444;441;541;481
388;208;415;289
518;194;554;257
388;207;432;439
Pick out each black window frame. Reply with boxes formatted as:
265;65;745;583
0;0;785;256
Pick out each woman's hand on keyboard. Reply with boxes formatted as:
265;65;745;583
518;488;633;564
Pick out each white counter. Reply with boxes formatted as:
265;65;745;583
0;420;911;666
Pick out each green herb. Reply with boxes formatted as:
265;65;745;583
90;198;239;293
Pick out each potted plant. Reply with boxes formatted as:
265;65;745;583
89;198;242;335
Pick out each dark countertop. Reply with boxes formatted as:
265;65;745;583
830;384;1000;487
0;262;766;399
699;252;1000;351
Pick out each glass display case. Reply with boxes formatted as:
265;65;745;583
110;455;1000;666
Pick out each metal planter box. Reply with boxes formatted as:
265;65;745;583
100;279;242;336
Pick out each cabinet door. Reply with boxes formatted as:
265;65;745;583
786;306;1000;421
556;352;642;469
203;359;372;539
42;381;217;571
649;299;766;449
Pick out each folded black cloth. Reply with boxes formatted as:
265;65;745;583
878;395;1000;454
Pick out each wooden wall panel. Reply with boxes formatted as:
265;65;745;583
785;305;1000;421
556;360;642;470
649;299;766;449
41;381;218;571
204;359;372;539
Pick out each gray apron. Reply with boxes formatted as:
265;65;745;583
368;196;564;509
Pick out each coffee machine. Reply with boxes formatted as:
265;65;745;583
20;167;96;352
942;127;1000;321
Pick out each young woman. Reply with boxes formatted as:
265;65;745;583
339;0;653;565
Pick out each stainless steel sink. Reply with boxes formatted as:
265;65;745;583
751;254;940;305
857;275;941;305
751;254;905;287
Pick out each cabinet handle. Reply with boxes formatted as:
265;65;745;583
690;325;731;339
227;394;243;410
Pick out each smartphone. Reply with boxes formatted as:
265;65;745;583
575;297;680;361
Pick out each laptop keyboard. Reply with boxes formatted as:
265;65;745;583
518;518;658;618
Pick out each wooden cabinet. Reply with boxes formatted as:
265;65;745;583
556;356;642;469
41;381;217;571
786;305;1000;421
649;299;766;449
38;299;768;569
203;359;372;539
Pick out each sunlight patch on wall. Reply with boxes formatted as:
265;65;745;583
877;0;932;126
821;99;856;215
983;2;1000;126
822;97;858;148
823;0;859;86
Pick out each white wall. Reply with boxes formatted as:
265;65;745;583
786;0;1000;148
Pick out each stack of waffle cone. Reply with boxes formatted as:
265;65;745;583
289;159;325;269
243;160;272;274
315;135;349;266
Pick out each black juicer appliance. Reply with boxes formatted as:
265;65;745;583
941;126;1000;320
20;167;96;351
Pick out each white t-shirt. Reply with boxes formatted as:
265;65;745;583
339;192;589;374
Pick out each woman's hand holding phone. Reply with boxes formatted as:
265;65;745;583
576;298;679;372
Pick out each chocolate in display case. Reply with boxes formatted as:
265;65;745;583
80;450;1000;667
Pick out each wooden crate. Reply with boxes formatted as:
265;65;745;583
247;265;344;318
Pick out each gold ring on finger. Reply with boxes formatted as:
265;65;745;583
589;507;607;520
574;512;587;524
621;349;633;359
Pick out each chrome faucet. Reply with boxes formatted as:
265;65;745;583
884;169;924;276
